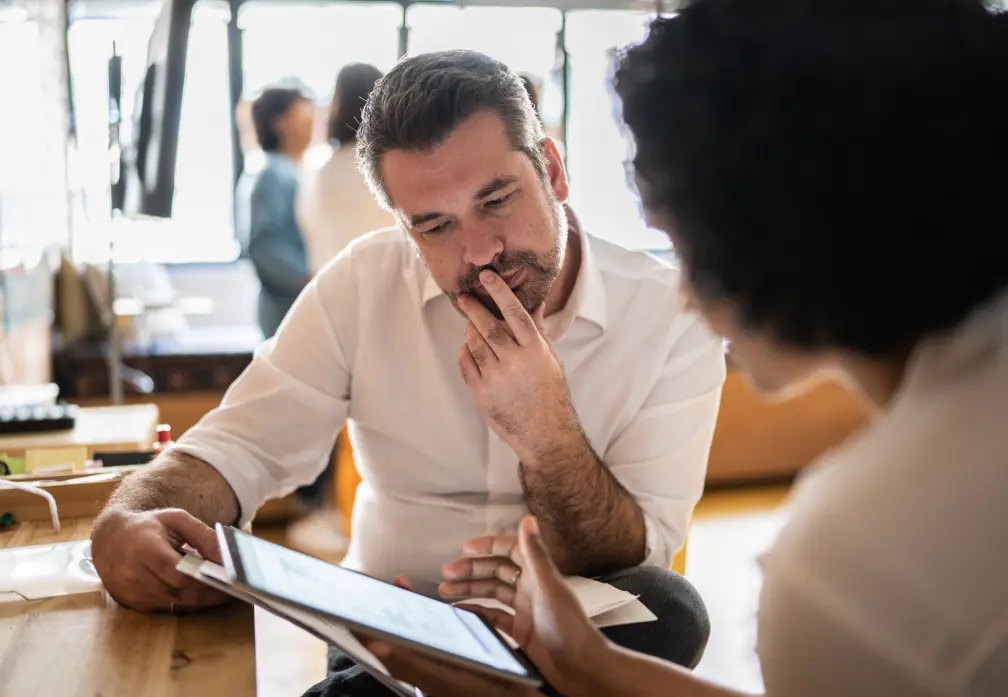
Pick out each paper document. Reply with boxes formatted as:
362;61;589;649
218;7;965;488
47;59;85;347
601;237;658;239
458;574;657;628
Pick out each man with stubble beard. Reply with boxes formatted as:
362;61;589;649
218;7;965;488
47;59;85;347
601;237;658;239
90;50;725;696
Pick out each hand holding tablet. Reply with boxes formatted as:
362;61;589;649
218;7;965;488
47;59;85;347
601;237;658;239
213;525;542;689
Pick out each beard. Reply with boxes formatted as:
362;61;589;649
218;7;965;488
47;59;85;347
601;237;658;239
449;202;567;320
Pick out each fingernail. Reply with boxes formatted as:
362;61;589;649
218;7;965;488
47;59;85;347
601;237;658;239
479;270;496;283
525;516;540;535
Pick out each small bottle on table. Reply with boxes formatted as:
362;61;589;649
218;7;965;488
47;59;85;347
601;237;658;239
152;424;174;454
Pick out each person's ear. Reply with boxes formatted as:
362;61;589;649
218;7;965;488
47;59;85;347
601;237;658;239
542;138;569;203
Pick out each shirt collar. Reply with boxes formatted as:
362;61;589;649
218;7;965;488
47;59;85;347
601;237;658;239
421;206;608;332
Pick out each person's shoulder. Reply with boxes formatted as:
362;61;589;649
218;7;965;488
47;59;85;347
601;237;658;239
588;233;682;289
251;158;295;195
314;227;412;285
585;232;691;324
763;360;1008;616
342;226;409;258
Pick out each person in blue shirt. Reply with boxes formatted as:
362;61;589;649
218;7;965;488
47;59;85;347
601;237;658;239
246;85;317;338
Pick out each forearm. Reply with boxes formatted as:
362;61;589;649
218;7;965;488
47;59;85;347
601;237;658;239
520;427;647;576
583;644;759;697
100;450;240;527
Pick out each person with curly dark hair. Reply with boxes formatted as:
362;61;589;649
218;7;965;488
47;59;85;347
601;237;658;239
363;2;1008;696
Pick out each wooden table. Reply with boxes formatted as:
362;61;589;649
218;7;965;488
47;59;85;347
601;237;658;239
0;519;257;697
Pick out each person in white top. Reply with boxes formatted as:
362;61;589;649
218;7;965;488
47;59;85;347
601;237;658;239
88;49;726;693
357;2;1008;697
297;63;394;274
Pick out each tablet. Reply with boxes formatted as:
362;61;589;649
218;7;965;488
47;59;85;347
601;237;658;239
216;525;542;688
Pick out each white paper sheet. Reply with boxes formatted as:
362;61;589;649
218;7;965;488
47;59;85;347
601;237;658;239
457;574;656;628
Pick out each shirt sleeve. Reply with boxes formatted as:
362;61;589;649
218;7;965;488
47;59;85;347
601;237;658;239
248;169;309;296
173;249;358;525
604;313;725;569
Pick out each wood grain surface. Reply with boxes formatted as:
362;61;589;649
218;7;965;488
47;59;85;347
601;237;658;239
0;519;256;697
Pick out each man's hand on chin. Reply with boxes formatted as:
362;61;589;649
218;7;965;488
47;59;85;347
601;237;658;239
456;269;581;463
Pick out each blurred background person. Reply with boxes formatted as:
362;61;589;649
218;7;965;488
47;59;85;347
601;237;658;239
297;63;393;275
242;83;316;339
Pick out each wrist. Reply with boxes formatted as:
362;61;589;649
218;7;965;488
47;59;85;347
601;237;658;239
562;639;625;697
517;409;585;467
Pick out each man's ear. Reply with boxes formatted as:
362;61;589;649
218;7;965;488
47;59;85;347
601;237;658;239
542;138;569;203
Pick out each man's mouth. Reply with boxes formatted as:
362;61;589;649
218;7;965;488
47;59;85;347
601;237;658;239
475;268;526;297
498;267;525;288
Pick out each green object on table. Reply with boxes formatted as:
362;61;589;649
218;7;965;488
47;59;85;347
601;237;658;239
0;512;15;528
0;453;26;475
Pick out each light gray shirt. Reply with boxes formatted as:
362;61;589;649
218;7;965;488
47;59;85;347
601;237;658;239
758;288;1008;697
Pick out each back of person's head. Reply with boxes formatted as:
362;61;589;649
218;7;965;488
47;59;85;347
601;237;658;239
356;50;545;209
615;0;1008;357
251;83;312;152
329;63;384;144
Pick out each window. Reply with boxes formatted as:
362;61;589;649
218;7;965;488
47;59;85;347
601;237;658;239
239;1;401;173
64;1;667;261
566;10;668;251
170;1;235;261
240;1;401;99
405;4;564;141
66;5;156;241
67;0;237;263
1;7;71;252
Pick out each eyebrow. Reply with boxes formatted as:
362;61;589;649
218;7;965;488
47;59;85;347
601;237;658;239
410;212;445;227
408;176;519;227
474;176;518;201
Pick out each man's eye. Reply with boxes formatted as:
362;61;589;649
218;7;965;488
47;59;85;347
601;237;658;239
484;192;514;209
423;221;451;235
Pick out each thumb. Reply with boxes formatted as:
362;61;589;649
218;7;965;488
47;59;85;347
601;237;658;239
159;509;223;564
517;516;562;589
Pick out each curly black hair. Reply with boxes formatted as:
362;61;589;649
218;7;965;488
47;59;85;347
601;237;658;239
614;0;1008;357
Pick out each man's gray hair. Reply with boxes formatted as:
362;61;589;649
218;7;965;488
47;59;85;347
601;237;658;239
356;50;547;210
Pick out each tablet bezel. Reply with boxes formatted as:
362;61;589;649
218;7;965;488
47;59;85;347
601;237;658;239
216;524;543;689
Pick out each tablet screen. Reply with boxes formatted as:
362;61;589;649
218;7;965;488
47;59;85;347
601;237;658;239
229;529;532;679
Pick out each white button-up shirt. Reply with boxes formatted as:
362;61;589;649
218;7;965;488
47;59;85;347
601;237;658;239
175;226;725;593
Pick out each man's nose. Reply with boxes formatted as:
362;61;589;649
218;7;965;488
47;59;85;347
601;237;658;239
461;225;504;268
